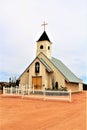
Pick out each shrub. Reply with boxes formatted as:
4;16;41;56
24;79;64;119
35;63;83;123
59;85;67;91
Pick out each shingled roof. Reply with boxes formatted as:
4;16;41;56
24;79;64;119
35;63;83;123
37;31;51;42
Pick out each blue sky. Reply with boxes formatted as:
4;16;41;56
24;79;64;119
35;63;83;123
0;0;87;83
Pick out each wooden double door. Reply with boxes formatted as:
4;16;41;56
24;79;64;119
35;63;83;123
32;76;42;90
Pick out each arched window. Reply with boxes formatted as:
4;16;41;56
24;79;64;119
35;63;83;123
48;46;50;50
55;82;58;90
35;62;40;73
40;45;43;49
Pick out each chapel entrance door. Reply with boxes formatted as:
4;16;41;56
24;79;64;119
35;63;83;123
32;76;42;90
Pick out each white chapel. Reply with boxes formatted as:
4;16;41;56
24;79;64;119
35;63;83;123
18;23;83;92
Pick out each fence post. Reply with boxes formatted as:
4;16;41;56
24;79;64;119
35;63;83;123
16;86;18;95
10;86;12;95
43;89;45;100
28;85;30;95
22;85;24;97
18;88;19;95
3;86;5;94
69;90;72;102
16;86;17;94
21;85;23;98
33;84;34;94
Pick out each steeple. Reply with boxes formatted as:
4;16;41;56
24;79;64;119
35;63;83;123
36;22;52;59
37;31;51;42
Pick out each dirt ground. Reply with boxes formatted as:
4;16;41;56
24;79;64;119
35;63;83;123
0;92;87;130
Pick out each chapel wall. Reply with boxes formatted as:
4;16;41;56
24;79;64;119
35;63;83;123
38;54;66;88
36;41;52;59
28;58;49;89
65;82;83;92
19;71;29;86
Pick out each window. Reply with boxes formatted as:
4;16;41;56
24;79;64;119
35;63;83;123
27;69;29;73
55;82;58;90
48;46;50;50
40;45;43;49
35;62;40;73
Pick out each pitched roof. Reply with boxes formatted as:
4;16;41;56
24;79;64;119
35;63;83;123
18;51;82;83
38;58;53;72
50;57;82;83
18;56;53;79
37;31;51;42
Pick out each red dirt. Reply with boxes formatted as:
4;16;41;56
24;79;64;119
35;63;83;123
0;92;87;130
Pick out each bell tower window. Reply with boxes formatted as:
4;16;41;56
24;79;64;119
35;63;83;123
40;45;43;49
48;46;50;50
35;62;40;73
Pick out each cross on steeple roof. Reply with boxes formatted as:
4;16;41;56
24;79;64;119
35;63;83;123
41;21;48;31
37;21;51;42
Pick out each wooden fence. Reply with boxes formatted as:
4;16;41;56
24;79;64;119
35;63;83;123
3;86;71;102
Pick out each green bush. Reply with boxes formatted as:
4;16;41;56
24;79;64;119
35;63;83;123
59;85;67;91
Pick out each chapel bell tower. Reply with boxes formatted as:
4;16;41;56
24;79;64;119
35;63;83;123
36;21;52;59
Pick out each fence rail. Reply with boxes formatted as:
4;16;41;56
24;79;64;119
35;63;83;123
3;86;71;102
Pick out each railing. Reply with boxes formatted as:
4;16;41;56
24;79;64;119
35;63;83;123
3;86;71;102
